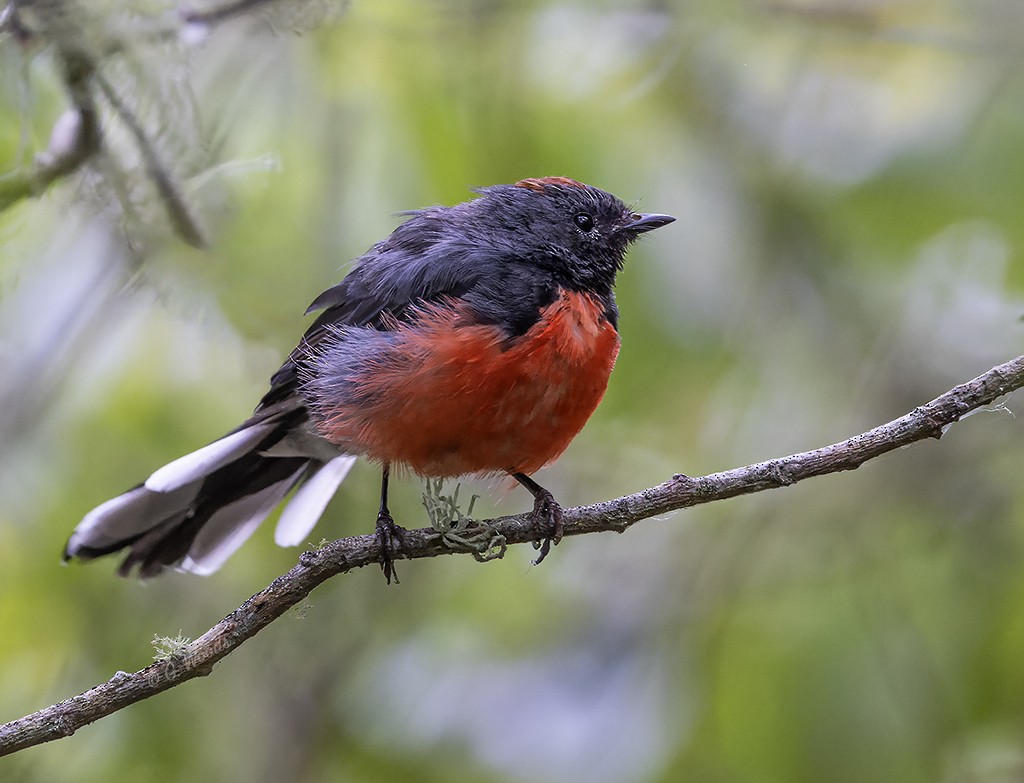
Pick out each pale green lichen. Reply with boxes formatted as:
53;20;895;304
422;479;506;563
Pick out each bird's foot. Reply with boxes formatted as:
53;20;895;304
376;512;407;584
529;489;563;566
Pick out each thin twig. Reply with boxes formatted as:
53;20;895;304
181;0;280;27
0;353;1022;757
93;72;207;249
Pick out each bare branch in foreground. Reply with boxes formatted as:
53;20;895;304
1;353;1023;757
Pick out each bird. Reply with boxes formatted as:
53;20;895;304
64;177;675;581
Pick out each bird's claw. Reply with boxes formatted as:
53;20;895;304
529;490;563;566
376;512;406;584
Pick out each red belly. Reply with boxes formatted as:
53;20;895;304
316;290;620;476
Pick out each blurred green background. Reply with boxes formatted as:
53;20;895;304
2;0;1024;780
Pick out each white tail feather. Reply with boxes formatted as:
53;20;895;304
145;423;275;493
274;455;356;546
67;483;200;555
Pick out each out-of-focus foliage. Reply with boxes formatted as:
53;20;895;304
2;0;1024;780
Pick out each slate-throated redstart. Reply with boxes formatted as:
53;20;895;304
64;177;674;580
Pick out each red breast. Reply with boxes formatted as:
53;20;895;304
316;289;620;476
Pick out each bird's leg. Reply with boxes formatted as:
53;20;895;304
512;472;563;565
376;463;406;584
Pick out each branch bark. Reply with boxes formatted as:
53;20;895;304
1;353;1022;757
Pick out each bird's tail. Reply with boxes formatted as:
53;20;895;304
64;412;355;577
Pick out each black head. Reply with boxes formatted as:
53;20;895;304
302;177;674;338
460;177;675;292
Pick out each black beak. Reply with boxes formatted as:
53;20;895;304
623;212;676;234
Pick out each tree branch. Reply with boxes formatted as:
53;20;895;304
1;353;1022;757
0;0;252;242
0;49;101;212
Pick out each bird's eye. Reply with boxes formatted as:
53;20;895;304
574;212;594;232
